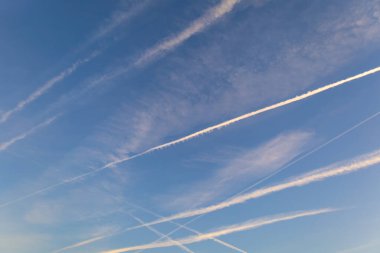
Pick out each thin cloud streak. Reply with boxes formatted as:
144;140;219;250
89;1;150;43
135;0;240;66
102;208;335;253
84;0;240;88
126;212;194;253
124;148;380;229
0;67;379;209
0;52;98;124
0;116;58;152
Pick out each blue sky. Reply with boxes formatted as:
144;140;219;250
0;0;380;252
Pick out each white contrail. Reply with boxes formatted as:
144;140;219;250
102;208;335;253
0;67;379;209
0;116;58;152
122;148;380;230
0;52;98;124
135;0;240;66
99;67;380;171
126;212;194;253
136;66;380;152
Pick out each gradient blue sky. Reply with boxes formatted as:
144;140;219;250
0;0;380;252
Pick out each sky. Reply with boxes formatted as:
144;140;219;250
0;0;380;252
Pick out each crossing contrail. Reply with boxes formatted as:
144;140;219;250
52;198;247;253
102;208;335;253
126;212;194;253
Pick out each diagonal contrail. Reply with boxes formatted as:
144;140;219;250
0;116;58;152
0;52;98;124
0;67;378;209
135;0;240;66
102;208;335;253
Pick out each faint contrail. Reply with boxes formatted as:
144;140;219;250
0;67;378;209
53;236;106;253
122;148;380;230
0;52;98;124
102;208;335;253
135;0;240;66
0;116;58;152
126;212;195;253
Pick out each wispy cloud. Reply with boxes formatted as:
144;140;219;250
0;52;97;124
135;0;240;66
337;241;380;253
0;67;378;209
124;148;380;229
102;208;335;253
163;131;313;210
0;116;57;152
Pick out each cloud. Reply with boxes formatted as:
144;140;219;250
23;179;124;226
0;116;57;152
163;131;313;210
134;0;240;66
123;148;380;230
102;208;335;253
